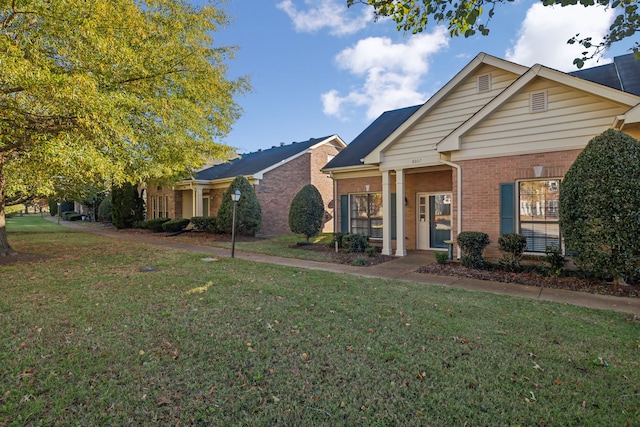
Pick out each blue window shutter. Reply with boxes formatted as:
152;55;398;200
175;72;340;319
500;183;516;235
390;193;397;240
340;194;349;233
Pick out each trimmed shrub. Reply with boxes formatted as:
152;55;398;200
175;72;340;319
560;129;640;285
191;216;217;233
98;196;112;222
497;233;527;272
457;231;490;269
330;232;346;250
66;213;83;221
143;217;171;232
61;211;79;220
365;246;376;257
216;176;262;236
342;233;369;253
544;244;566;277
289;184;325;242
434;251;449;265
162;218;191;233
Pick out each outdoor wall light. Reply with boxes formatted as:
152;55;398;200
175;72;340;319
533;165;544;178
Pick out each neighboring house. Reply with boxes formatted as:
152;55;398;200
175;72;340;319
147;135;346;236
322;52;640;258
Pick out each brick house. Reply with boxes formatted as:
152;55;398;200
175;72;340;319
146;135;345;236
322;52;640;258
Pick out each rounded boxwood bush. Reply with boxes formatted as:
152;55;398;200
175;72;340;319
497;233;527;272
457;231;490;269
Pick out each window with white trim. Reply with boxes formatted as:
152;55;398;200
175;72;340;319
350;193;383;239
518;179;560;252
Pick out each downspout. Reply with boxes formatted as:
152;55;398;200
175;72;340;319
330;171;337;234
439;156;462;259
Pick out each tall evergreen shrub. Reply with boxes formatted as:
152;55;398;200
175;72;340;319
289;184;325;241
559;129;640;285
111;183;145;229
216;176;262;236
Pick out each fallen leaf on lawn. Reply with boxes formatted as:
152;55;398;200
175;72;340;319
533;362;543;371
582;400;586;408
138;349;145;355
157;396;172;406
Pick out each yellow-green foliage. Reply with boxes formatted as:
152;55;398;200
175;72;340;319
0;0;249;209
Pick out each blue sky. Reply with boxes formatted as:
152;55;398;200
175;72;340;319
194;0;629;154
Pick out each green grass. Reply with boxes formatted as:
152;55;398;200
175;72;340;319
1;216;639;425
176;231;340;263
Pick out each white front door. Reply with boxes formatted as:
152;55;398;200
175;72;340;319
417;193;452;250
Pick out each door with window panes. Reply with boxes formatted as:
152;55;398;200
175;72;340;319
417;193;452;250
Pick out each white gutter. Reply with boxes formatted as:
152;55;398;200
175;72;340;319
330;171;337;234
439;156;462;259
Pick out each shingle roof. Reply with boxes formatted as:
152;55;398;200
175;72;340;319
570;53;640;96
195;136;335;181
322;105;421;170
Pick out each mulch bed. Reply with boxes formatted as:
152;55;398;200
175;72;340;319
417;262;640;298
293;242;395;266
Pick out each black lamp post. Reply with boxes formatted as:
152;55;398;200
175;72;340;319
230;188;241;258
56;202;61;224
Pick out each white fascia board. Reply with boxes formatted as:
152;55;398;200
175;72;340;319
363;53;529;164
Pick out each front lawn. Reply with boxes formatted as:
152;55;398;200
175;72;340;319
1;216;638;425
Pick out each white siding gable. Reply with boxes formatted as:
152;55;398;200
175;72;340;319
379;65;522;170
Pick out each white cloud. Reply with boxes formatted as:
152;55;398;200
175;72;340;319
276;0;371;36
322;27;449;120
505;3;615;71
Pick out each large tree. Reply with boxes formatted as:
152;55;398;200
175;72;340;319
347;0;639;67
0;0;250;255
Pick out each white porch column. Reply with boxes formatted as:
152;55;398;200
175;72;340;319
395;169;406;256
194;186;204;217
381;171;392;255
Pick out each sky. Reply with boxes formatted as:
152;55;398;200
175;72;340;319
193;0;630;154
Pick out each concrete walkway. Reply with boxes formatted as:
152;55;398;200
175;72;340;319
54;219;640;316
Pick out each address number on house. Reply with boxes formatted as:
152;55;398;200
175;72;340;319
411;158;423;164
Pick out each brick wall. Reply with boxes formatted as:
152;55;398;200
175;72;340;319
311;143;344;233
457;149;581;258
145;184;181;220
256;153;311;236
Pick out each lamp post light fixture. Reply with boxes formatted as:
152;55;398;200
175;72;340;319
230;188;241;258
56;202;61;224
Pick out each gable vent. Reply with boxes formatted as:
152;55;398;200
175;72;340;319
530;91;548;112
477;73;491;92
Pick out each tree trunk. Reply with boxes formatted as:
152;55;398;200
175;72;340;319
0;156;17;256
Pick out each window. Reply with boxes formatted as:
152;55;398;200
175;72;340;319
203;197;210;217
165;195;169;218
350;193;383;239
518;180;560;252
152;196;157;219
157;195;163;218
